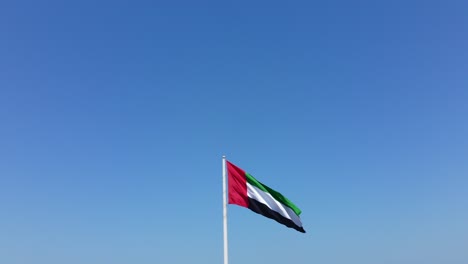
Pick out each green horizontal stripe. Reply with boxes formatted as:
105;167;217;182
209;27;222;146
245;173;302;216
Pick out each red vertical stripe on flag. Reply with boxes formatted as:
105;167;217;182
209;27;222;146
227;161;248;207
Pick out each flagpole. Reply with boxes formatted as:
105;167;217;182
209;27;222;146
222;155;228;264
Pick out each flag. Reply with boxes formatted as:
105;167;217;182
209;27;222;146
227;160;305;233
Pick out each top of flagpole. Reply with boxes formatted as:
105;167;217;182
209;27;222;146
222;154;228;264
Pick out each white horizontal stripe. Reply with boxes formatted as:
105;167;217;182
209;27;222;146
247;183;303;228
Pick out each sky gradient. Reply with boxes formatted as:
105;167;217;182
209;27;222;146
1;1;468;264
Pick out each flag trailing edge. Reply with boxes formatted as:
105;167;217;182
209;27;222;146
227;160;306;233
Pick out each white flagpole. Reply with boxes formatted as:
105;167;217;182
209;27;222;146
222;155;229;264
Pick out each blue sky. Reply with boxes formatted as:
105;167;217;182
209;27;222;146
1;1;468;263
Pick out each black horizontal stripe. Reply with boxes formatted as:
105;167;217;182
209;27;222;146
248;198;306;233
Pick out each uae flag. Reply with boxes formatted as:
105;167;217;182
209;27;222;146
227;161;306;233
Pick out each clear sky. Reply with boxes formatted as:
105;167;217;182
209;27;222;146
1;1;468;263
